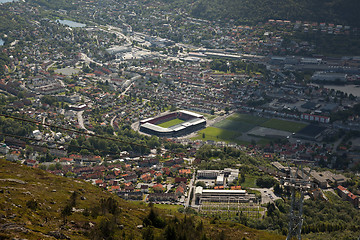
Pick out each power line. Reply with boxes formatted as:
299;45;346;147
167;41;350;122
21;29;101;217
0;113;151;150
0;132;120;157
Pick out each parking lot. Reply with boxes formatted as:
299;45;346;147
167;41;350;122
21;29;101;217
250;187;281;204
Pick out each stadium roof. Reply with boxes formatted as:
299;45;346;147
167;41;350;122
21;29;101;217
187;118;206;125
171;125;186;132
179;110;203;118
167;118;206;130
140;117;154;124
141;123;172;133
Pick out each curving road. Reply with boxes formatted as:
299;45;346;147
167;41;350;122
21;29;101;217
110;115;118;136
77;111;94;134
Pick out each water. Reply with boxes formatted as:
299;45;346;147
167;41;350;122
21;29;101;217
57;19;86;28
0;0;17;3
0;39;4;46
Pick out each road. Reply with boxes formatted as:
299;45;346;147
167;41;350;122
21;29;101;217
110;115;117;136
118;82;134;98
79;53;103;66
77;111;94;134
165;184;173;193
45;61;57;71
108;80;136;134
59;79;66;88
185;172;195;208
104;25;132;45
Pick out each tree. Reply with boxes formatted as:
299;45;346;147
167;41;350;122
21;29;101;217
55;162;62;170
48;164;56;171
61;204;72;224
70;191;78;208
80;148;91;156
156;176;163;183
274;183;283;195
256;176;277;188
240;172;245;183
143;227;155;240
143;207;166;228
26;199;38;210
92;216;116;240
196;181;206;188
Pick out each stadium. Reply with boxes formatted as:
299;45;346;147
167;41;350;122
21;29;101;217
139;110;206;137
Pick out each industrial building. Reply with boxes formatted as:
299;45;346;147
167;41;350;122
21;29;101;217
311;72;347;82
195;187;256;203
197;168;239;187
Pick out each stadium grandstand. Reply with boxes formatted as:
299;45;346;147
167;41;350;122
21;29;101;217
139;110;206;137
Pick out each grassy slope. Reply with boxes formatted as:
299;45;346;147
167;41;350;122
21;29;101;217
0;158;146;239
0;159;284;239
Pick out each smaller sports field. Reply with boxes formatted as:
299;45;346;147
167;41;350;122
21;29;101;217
192;127;242;143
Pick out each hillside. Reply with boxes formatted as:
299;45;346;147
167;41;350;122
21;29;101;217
0;159;284;240
0;158;147;239
188;0;360;26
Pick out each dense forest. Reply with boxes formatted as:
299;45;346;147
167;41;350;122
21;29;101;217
186;0;360;26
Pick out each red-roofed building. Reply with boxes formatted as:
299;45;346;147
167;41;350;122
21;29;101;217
175;177;187;184
25;159;38;167
162;167;171;176
60;157;74;163
95;179;103;185
141;173;152;183
179;169;192;175
337;185;359;208
153;183;164;193
175;183;186;197
124;182;132;187
111;185;120;192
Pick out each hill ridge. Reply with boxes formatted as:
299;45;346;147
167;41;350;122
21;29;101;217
187;0;360;26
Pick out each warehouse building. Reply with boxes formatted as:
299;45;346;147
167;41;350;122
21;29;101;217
195;187;256;204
